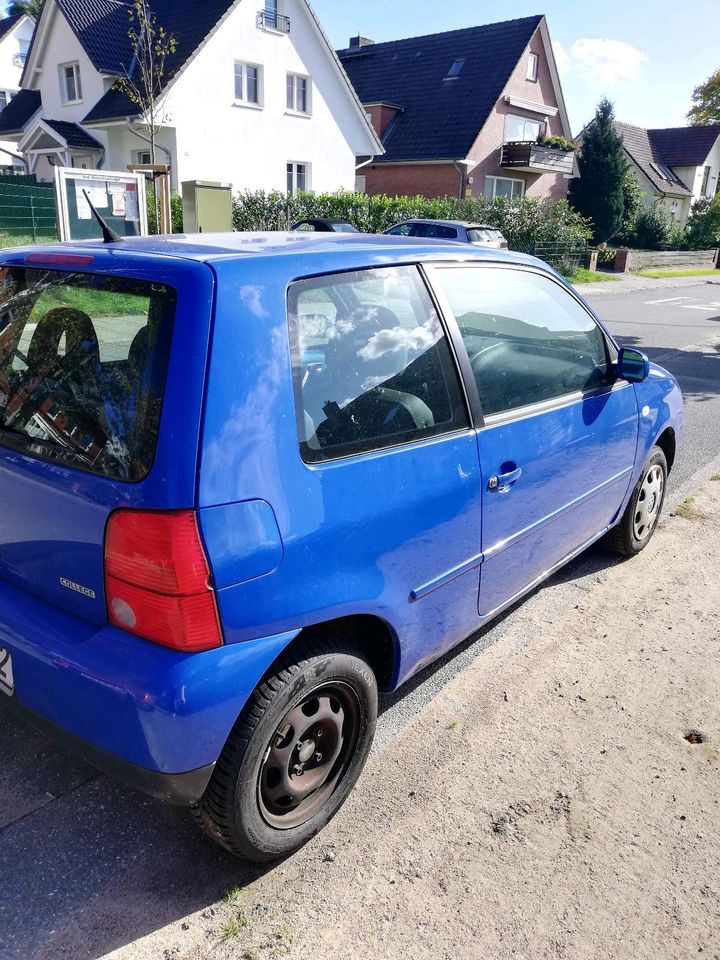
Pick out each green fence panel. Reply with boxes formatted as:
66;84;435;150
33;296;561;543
0;179;58;241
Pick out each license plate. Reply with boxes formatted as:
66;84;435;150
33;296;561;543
0;647;14;697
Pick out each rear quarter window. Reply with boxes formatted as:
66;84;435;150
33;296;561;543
288;265;469;462
0;267;176;481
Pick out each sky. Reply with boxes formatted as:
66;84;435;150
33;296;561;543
312;0;720;134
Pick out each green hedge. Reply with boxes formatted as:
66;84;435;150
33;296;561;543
231;190;593;250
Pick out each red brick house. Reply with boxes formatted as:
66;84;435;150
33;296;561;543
338;15;575;200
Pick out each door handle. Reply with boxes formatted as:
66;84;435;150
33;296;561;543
488;466;523;493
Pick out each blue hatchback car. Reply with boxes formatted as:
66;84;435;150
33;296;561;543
0;233;683;860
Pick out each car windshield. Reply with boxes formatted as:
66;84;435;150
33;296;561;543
0;266;176;481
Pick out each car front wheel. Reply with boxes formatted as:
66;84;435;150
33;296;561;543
605;446;668;556
192;639;378;861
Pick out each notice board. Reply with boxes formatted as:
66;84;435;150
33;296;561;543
54;167;148;241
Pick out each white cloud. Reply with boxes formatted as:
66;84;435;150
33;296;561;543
552;40;571;77
564;38;648;86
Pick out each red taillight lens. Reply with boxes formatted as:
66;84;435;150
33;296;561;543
105;510;222;652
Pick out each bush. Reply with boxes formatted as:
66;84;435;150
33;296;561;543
538;134;575;152
146;180;183;234
231;190;593;251
685;196;720;249
630;205;677;249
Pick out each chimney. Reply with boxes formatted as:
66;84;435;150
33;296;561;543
349;35;374;49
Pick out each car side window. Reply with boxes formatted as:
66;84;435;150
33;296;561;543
410;224;458;240
288;265;469;462
387;224;412;236
435;266;614;417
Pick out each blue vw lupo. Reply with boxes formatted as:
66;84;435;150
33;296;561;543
0;233;683;860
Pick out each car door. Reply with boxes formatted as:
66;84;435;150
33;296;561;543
429;263;640;619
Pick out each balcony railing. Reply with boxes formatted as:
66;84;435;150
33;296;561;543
257;9;291;32
500;141;574;175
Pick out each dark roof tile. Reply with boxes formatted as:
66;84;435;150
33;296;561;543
0;14;24;43
648;125;720;167
338;16;543;163
614;121;692;197
0;89;41;135
43;118;105;150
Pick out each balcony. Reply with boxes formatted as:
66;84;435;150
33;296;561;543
500;141;574;175
257;9;291;32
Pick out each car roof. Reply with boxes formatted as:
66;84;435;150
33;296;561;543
0;231;531;270
393;220;503;230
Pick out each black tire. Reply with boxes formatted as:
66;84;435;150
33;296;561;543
191;639;378;862
605;446;668;557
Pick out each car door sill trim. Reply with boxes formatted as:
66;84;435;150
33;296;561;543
409;550;484;603
479;523;613;623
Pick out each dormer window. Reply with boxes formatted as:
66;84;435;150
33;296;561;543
60;62;82;104
527;52;538;81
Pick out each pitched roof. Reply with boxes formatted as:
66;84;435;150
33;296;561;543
24;0;239;122
0;89;41;135
0;13;24;43
338;15;543;163
613;121;692;197
43;119;105;150
648;124;720;167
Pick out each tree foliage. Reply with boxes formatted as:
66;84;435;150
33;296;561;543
7;0;42;17
685;195;720;248
687;69;720;126
568;98;627;244
114;0;177;165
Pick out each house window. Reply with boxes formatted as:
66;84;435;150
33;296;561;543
701;165;711;196
445;59;465;80
60;62;82;103
505;114;542;142
287;73;310;114
287;162;309;195
527;52;538;81
234;62;262;105
132;149;152;165
484;176;525;200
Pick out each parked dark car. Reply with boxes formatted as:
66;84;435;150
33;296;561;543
385;219;508;248
0;233;683;862
292;218;359;233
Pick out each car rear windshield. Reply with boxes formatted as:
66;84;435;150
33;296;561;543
0;266;176;481
466;228;502;243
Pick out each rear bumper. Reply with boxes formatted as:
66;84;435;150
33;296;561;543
2;695;214;805
0;576;299;790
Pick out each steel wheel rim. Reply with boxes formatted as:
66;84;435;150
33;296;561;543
258;681;361;830
633;464;664;541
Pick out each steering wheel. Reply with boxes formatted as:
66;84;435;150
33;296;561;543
469;340;508;371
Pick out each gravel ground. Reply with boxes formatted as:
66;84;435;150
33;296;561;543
103;480;720;960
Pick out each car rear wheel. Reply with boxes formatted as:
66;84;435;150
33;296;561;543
605;446;668;557
192;639;377;861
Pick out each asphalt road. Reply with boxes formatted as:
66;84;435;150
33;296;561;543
1;281;719;960
585;281;720;492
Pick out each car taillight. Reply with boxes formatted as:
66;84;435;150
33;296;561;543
104;509;222;652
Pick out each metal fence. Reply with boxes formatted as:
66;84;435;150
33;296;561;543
0;177;58;242
511;240;588;274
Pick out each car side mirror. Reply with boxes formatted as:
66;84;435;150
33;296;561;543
617;347;650;383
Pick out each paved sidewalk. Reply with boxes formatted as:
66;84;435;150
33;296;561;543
575;271;720;296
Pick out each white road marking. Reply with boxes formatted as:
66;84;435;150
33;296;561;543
681;305;719;312
644;297;693;304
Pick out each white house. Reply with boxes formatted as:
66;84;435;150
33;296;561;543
614;121;720;227
0;0;382;192
0;13;35;171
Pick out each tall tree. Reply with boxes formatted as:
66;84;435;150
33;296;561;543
687;69;720;126
115;0;177;167
6;0;42;17
569;98;627;244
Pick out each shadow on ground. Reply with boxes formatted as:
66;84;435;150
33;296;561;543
0;540;626;960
